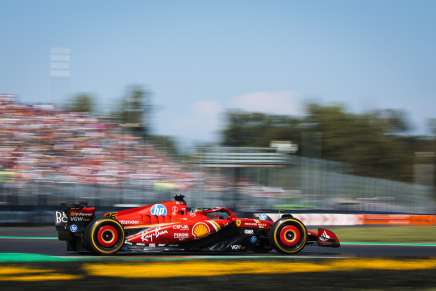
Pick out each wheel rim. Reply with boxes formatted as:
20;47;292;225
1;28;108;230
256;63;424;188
279;225;301;247
97;225;119;248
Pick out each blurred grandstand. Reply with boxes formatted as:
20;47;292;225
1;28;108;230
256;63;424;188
0;95;435;224
0;95;196;188
0;95;237;213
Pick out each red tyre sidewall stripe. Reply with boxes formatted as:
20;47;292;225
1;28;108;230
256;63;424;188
279;225;301;247
97;225;119;247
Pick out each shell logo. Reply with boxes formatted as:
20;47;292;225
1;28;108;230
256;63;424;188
236;219;241;227
192;222;210;238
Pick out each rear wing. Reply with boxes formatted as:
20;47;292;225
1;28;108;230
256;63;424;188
55;204;96;237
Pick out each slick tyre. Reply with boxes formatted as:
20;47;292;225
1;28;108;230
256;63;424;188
269;217;307;255
86;218;125;255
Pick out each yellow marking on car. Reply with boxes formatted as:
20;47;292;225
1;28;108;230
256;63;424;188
192;222;210;238
208;220;221;232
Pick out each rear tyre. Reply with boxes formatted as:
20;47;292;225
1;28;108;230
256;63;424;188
269;217;307;254
86;218;125;255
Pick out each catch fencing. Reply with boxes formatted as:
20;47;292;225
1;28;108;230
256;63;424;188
0;156;435;221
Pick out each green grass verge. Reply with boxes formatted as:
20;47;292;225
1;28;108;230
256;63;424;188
330;226;436;243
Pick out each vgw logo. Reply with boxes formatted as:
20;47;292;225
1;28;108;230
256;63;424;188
150;204;167;216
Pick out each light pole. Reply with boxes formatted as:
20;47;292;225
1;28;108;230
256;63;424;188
49;47;71;105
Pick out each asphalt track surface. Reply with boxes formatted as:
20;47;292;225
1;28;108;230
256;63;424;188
1;227;436;290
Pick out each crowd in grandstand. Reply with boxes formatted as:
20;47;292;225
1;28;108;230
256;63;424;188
0;95;206;190
0;95;311;211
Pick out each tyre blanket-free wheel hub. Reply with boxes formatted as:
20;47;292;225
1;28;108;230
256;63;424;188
279;225;301;247
97;225;118;247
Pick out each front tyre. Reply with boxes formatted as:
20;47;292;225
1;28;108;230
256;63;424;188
269;217;307;254
86;218;125;255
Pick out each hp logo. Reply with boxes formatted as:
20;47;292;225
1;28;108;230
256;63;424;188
150;204;167;216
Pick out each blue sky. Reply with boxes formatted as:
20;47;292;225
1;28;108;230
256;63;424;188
1;0;435;147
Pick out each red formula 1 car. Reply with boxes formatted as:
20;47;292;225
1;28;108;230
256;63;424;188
55;195;340;255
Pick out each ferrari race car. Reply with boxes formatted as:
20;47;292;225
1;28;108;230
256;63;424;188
55;195;340;255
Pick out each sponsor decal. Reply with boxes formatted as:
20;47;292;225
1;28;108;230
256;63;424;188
243;222;258;227
70;216;87;222
174;233;189;240
244;229;254;235
150;204;167;216
235;219;241;227
192;222;210;238
70;211;93;217
155;229;168;240
119;220;140;225
231;244;242;250
173;224;189;230
69;224;78;233
172;206;178;215
55;211;68;224
68;211;94;222
104;212;117;219
140;227;169;242
249;236;258;244
319;230;331;241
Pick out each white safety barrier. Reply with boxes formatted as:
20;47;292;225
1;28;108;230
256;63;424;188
258;213;436;226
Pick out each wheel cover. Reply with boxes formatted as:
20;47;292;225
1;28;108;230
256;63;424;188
97;225;118;248
279;225;301;247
